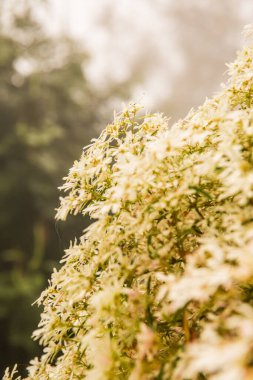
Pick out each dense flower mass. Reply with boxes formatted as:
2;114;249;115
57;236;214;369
5;26;253;380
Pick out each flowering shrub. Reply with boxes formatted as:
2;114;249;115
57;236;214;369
5;26;253;380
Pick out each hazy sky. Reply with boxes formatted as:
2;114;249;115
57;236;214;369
46;1;179;108
44;1;253;115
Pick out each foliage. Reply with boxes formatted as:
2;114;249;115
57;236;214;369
5;25;253;380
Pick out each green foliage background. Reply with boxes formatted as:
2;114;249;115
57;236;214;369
0;3;129;375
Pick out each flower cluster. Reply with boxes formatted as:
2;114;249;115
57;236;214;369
5;25;253;380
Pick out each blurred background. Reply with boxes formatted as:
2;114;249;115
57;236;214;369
1;0;253;376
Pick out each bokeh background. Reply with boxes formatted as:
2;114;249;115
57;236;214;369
1;0;253;376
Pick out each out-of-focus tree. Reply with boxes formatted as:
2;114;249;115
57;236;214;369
0;1;131;375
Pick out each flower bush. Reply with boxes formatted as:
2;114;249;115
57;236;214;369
5;26;253;380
